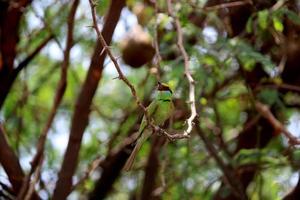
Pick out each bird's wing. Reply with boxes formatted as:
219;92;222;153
137;99;159;135
147;99;159;116
124;100;159;171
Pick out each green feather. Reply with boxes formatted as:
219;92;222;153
124;89;174;171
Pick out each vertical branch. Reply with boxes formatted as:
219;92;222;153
140;135;166;200
52;0;126;199
167;0;197;136
17;0;80;199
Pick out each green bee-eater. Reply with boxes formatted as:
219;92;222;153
124;82;174;171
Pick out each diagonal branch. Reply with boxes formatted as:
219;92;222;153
167;0;197;136
15;34;54;74
0;34;53;110
88;0;147;113
204;0;253;11
255;101;300;145
89;0;189;141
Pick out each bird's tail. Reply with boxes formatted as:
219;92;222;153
123;140;143;171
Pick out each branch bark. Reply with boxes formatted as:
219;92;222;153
0;33;53;110
0;0;34;110
0;124;24;195
255;101;300;145
88;134;137;200
140;135;166;200
17;0;79;199
167;0;197;136
52;0;126;199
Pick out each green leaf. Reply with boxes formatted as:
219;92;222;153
257;89;279;105
230;39;275;72
258;10;269;30
217;98;241;126
246;15;253;33
202;54;218;66
273;16;284;32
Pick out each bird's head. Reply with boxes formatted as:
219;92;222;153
157;81;173;99
157;81;173;93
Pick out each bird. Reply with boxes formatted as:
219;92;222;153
123;82;174;171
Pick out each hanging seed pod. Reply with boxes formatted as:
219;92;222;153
120;25;155;68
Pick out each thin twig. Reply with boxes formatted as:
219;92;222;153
167;0;197;136
71;157;102;190
15;34;54;73
89;0;146;113
256;83;300;93
255;101;300;145
89;0;189;140
31;3;66;51
204;0;253;11
24;157;43;200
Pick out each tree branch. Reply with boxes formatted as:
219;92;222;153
0;124;24;195
52;0;126;199
15;34;54;74
141;135;166;200
88;133;138;200
255;101;300;145
17;0;80;199
167;0;197;136
89;0;189;141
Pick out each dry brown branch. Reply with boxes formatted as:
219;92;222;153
17;1;80;199
52;0;126;199
256;83;300;93
0;124;24;194
89;0;189;140
15;34;54;73
167;0;197;136
141;135;166;200
0;33;53;110
255;101;300;145
71;157;102;191
24;158;43;200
